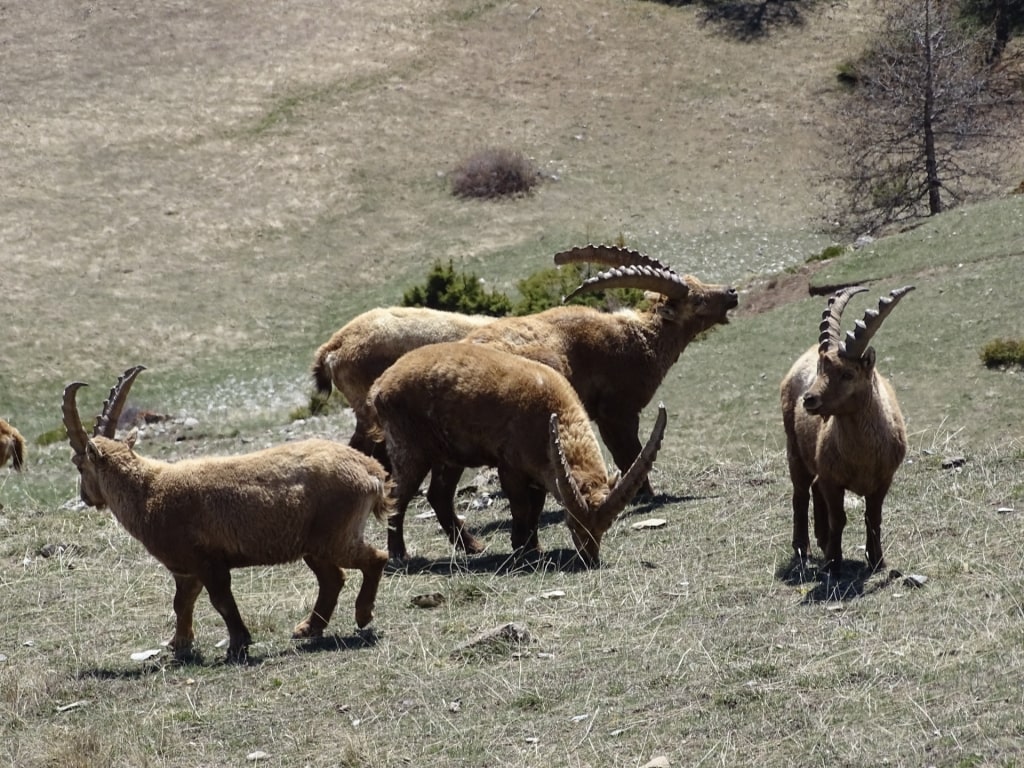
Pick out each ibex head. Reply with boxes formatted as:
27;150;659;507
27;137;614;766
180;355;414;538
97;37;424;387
803;286;914;418
555;244;738;330
548;403;667;566
62;365;146;508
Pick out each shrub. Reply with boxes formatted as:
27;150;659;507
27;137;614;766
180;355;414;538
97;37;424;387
808;244;848;263
402;260;512;316
450;148;541;199
514;262;647;315
980;337;1024;368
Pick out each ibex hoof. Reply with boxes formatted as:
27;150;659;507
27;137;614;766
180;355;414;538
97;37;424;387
292;620;325;640
456;535;485;554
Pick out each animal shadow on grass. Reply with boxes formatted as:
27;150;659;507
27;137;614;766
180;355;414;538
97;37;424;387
393;545;593;577
389;506;596;577
78;629;380;676
776;554;899;604
624;491;702;517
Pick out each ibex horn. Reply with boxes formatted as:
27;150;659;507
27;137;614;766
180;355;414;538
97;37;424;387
818;286;868;354
564;265;690;302
839;286;915;360
548;413;589;523
62;382;91;455
94;365;147;438
554;244;672;273
597;403;668;527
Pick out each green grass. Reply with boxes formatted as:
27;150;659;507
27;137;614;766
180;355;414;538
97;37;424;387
2;1;1024;766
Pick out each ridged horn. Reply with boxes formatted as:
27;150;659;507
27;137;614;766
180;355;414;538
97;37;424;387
818;286;868;354
94;365;147;438
839;286;915;360
596;403;668;528
564;265;690;302
554;244;672;273
62;382;91;455
548;413;589;523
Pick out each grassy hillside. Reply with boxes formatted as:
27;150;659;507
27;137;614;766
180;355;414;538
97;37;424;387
1;1;1023;766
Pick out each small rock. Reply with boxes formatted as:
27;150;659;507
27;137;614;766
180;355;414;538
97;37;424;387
903;574;929;588
247;751;269;761
631;518;667;530
643;757;671;768
941;456;966;469
539;590;566;600
452;622;531;657
410;593;445;609
130;648;163;662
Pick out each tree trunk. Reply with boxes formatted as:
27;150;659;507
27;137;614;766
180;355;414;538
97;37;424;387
923;0;943;215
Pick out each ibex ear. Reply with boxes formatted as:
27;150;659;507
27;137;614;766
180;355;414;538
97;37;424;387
125;428;139;449
861;346;876;370
85;440;102;462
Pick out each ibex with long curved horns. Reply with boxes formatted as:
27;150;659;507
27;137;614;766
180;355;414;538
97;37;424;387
780;285;915;573
368;342;667;565
464;244;738;498
63;366;391;661
0;418;26;471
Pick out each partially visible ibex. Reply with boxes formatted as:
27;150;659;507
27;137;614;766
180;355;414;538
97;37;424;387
464;244;738;495
368;342;667;565
311;307;496;461
780;285;915;573
63;366;391;661
0;418;26;471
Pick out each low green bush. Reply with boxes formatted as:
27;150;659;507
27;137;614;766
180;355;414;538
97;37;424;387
980;337;1024;368
402;260;512;316
514;263;647;315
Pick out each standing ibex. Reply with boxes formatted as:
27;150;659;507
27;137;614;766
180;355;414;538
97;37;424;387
0;418;26;471
63;366;391;661
463;244;738;496
780;285;915;573
368;342;667;565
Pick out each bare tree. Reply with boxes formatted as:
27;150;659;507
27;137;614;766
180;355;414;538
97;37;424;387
830;0;1020;235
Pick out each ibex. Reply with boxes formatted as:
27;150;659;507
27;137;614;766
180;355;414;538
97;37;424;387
311;307;495;461
780;285;914;573
368;342;667;565
0;418;26;471
463;244;738;496
63;366;391;661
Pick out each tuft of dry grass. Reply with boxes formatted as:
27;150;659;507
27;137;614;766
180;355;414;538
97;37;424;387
450;147;542;199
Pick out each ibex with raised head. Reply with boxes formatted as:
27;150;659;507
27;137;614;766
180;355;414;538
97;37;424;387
780;286;915;573
63;366;391;661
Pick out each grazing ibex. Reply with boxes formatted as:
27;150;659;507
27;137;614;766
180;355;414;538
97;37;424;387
368;342;667;565
0;418;26;471
311;307;495;460
780;285;915;573
63;366;391;661
463;244;738;495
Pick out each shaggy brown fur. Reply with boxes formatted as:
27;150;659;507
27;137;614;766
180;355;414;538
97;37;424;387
369;342;666;565
311;307;494;459
64;366;391;661
0;418;26;471
780;286;913;573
